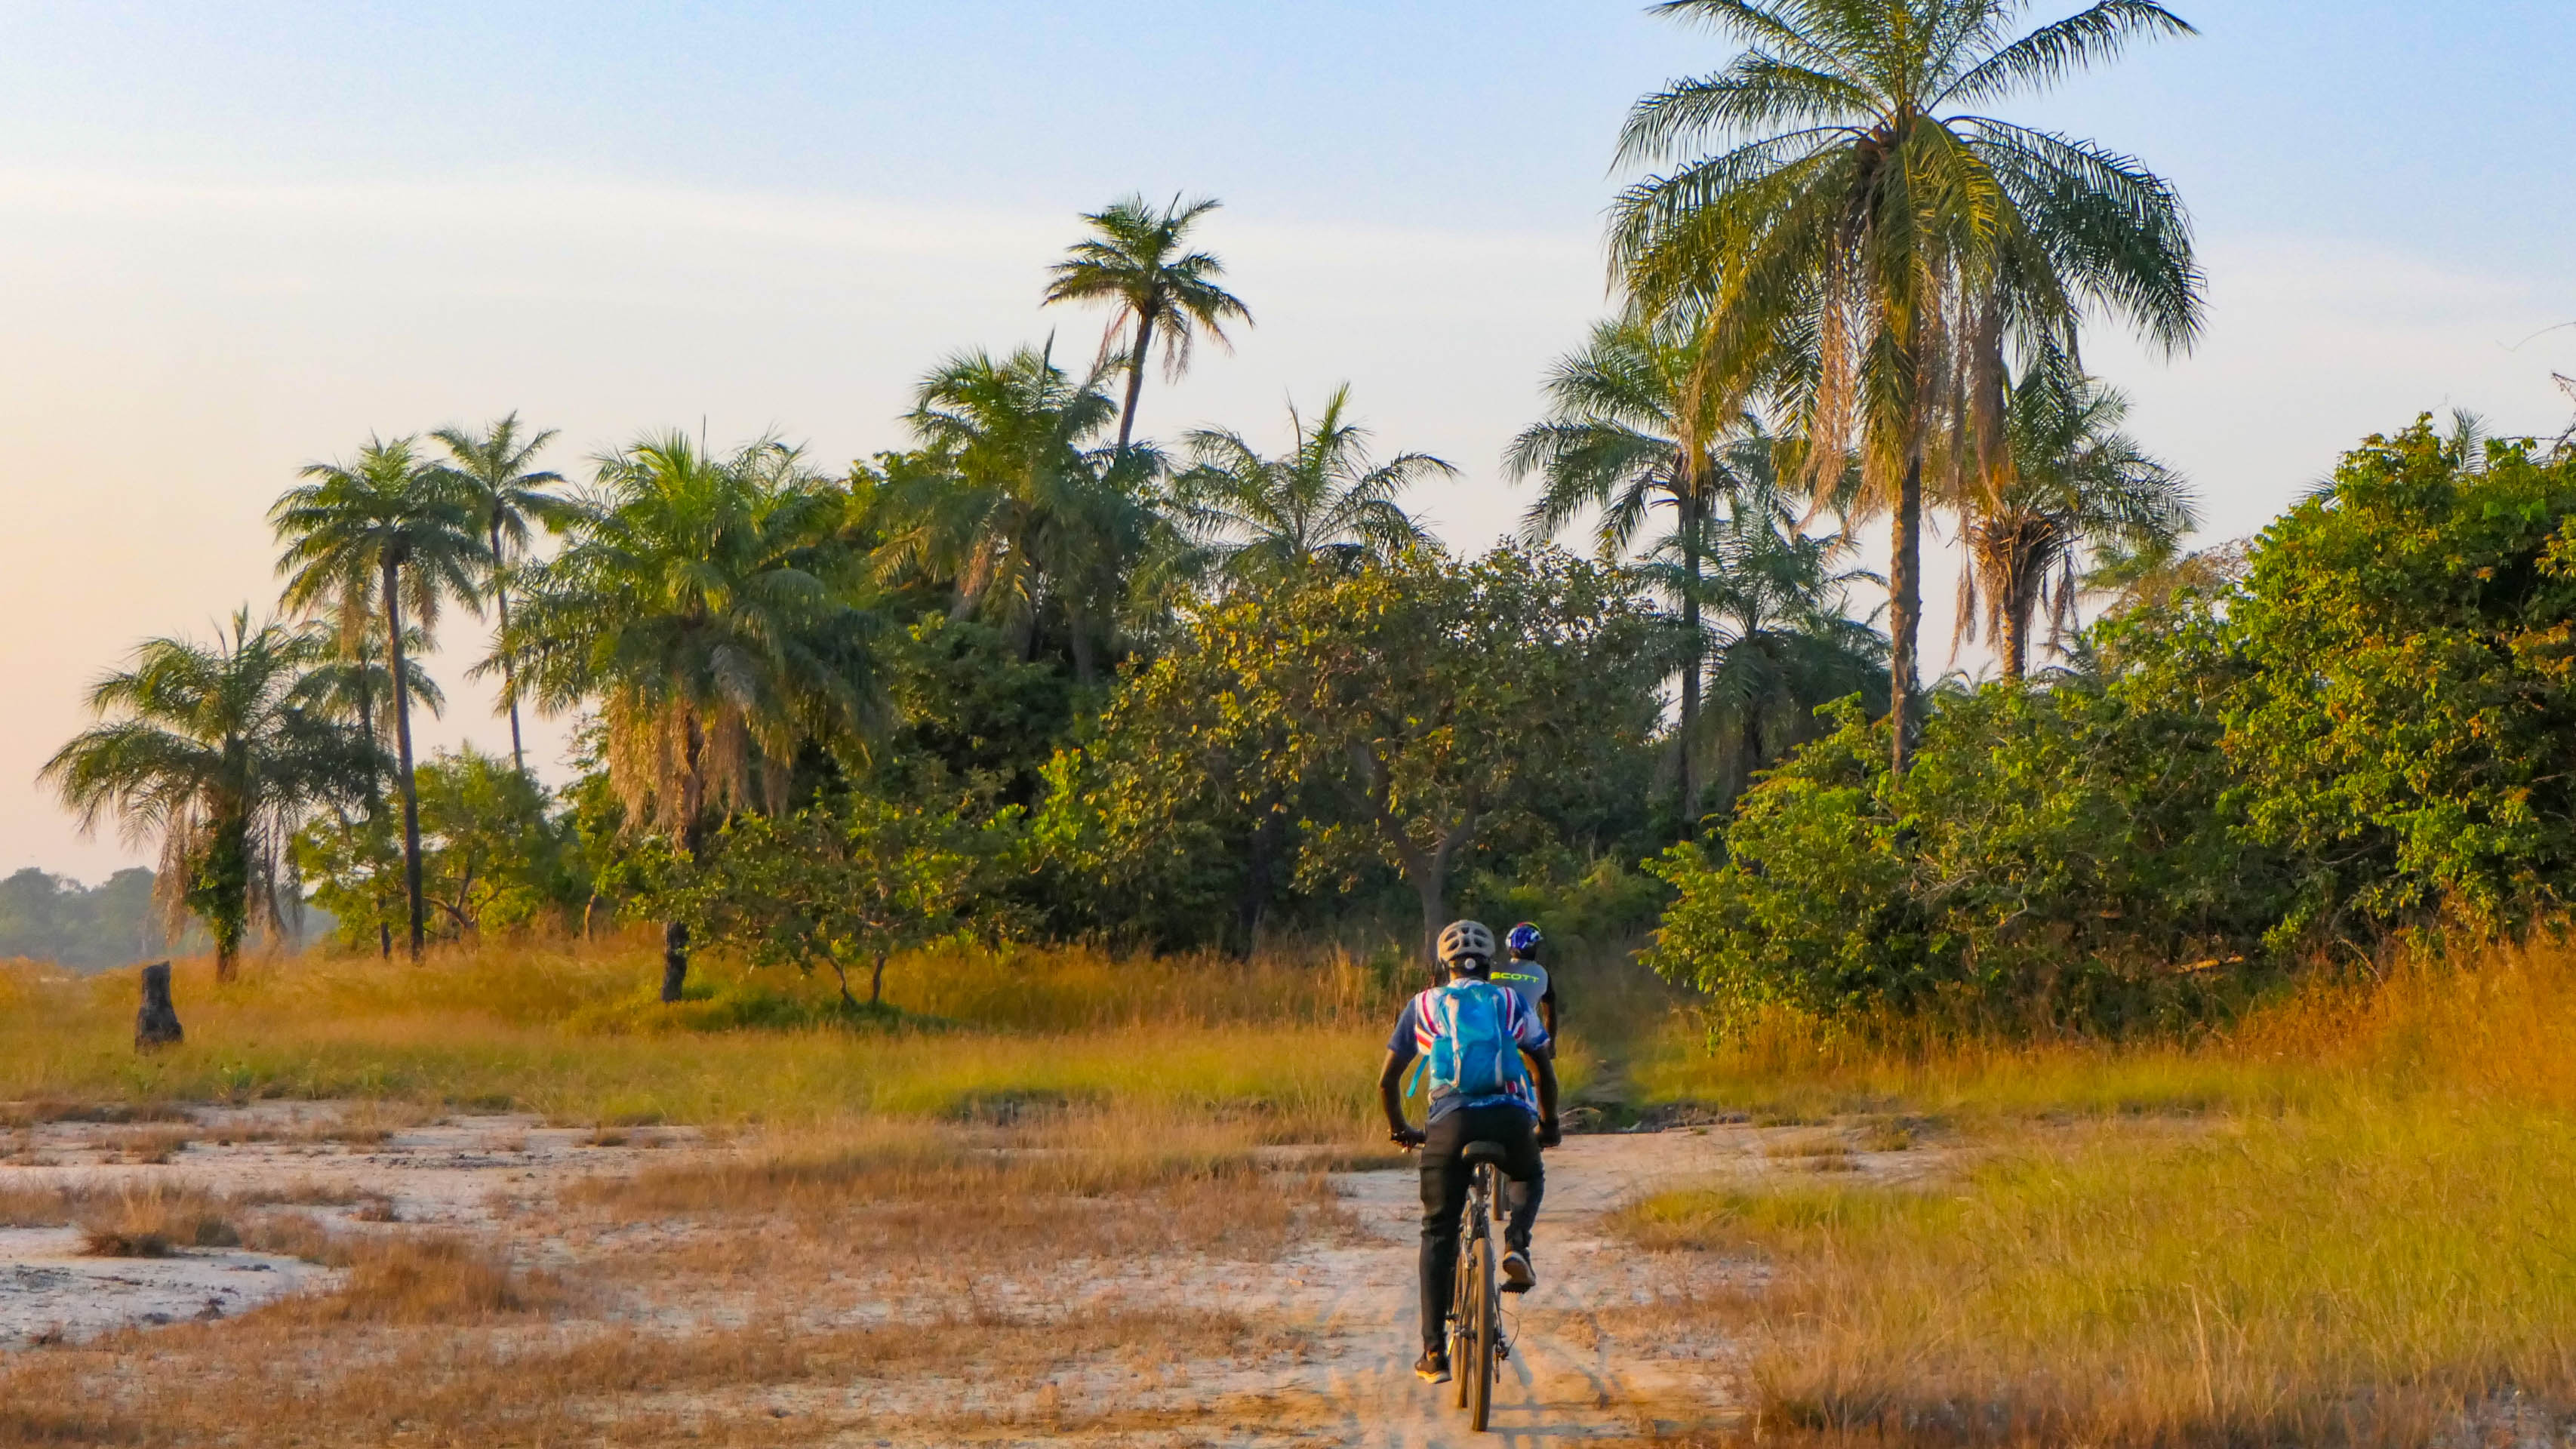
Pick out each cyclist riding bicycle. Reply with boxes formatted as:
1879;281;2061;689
1488;922;1558;1047
1380;918;1561;1386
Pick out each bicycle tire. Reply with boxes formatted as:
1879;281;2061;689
1468;1165;1497;1431
1451;1201;1473;1412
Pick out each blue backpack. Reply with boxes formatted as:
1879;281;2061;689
1424;980;1525;1101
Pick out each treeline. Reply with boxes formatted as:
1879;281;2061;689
51;2;2282;1028
1654;420;2576;1031
0;868;166;970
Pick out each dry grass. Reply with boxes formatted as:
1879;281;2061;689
73;1182;242;1257
0;938;1452;1137
0;1303;1310;1447
1616;937;2576;1447
569;1108;1365;1278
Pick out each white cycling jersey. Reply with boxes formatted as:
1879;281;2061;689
1488;960;1550;1022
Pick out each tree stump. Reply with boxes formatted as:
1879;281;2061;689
134;961;183;1052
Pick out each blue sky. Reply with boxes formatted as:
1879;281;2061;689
5;2;2573;876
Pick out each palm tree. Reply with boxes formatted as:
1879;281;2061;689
873;343;1157;682
1173;384;1448;583
430;414;565;774
271;435;486;958
292;617;445;956
504;432;880;1001
1506;315;1777;828
1659;488;1888;813
1043;194;1252;449
1612;0;2205;774
42;611;374;981
1956;358;2195;678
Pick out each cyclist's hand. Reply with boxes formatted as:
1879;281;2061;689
1390;1126;1426;1150
1538;1117;1562;1149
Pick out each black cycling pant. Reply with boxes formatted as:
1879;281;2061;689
1418;1104;1543;1351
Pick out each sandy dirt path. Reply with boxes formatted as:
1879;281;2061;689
1174;1128;1857;1446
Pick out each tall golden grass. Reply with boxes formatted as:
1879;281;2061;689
1636;934;2576;1120
1622;937;2576;1445
0;934;1589;1137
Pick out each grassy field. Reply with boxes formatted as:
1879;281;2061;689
1613;937;2576;1446
0;934;1612;1138
17;931;2576;1444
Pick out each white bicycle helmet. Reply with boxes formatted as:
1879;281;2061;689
1436;918;1497;967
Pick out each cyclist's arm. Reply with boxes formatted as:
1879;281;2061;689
1540;983;1559;1044
1531;1049;1560;1139
1379;1044;1419;1138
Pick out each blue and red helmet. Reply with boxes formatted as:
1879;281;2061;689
1506;922;1543;956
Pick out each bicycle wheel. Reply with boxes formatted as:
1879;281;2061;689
1451;1212;1474;1411
1468;1167;1497;1431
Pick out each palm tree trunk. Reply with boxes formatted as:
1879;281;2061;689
1999;565;2030;681
1115;310;1156;450
1679;491;1704;836
352;664;391;959
381;556;426;959
491;520;526;774
1888;454;1924;777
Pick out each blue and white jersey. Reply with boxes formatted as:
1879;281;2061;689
1387;979;1551;1122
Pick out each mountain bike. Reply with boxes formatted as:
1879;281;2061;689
1448;1140;1513;1431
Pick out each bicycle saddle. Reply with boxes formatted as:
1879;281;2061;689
1461;1141;1512;1166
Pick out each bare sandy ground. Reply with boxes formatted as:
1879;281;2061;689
2;1106;1928;1444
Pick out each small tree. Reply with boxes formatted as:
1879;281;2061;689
694;786;1019;1009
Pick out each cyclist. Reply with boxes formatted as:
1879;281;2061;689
1489;922;1558;1046
1379;918;1561;1385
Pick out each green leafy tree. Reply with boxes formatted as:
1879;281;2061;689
692;785;1021;1009
43;611;374;980
1613;0;2205;774
303;746;574;946
1174;546;1662;957
430;413;565;773
1957;358;2195;678
2222;420;2576;941
1042;193;1252;449
272;435;488;957
504;432;880;1001
1173;384;1447;585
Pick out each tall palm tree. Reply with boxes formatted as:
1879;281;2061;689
430;413;565;774
42;611;374;981
1043;194;1252;449
504;432;880;1001
1956;358;2195;677
1657;486;1888;813
271;435;486;958
873;343;1157;682
293;618;445;957
1612;0;2204;774
1506;315;1777;829
1173;384;1448;583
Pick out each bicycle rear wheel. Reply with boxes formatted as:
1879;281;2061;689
1451;1223;1473;1411
1467;1167;1497;1431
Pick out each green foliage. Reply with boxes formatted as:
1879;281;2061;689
679;783;1026;1006
1048;546;1665;954
2225;422;2576;940
1651;417;2576;1031
299;747;580;946
42;610;375;975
